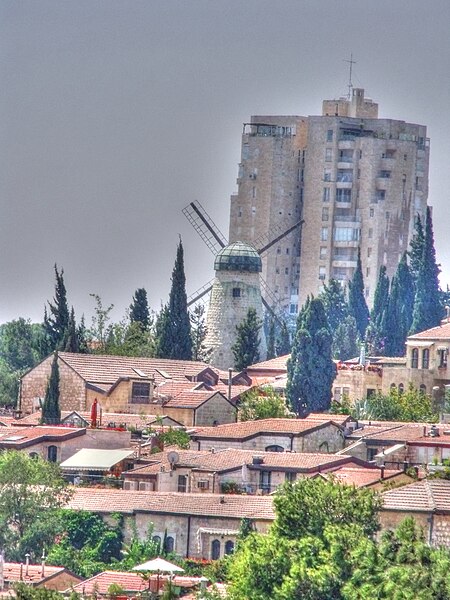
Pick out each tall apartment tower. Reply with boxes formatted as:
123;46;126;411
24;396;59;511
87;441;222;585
229;89;429;314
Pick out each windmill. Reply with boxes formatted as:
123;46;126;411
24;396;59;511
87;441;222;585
183;200;303;368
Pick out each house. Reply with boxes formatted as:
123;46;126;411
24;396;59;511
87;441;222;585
67;488;274;560
20;352;241;427
381;479;450;547
0;561;81;593
0;425;131;463
60;448;136;482
123;446;375;495
190;418;346;453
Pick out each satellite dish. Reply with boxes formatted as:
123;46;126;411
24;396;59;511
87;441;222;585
167;451;180;467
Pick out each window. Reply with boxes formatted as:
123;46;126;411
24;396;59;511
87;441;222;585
277;246;281;254
29;452;39;459
259;471;271;493
438;349;448;369
319;266;326;281
285;471;296;483
339;149;353;162
285;267;289;275
322;207;329;221
398;383;404;394
232;288;241;298
252;186;256;198
367;247;372;257
376;190;386;201
266;445;284;452
164;536;175;553
242;144;249;160
367;448;378;461
366;267;370;277
325;148;332;162
131;382;150;404
323;169;332;182
153;535;162;547
333;227;360;242
366;389;376;399
321;227;328;241
289;303;298;314
337;170;353;182
369;208;374;217
336;188;351;203
320;247;327;259
323;187;330;202
411;348;419;369
368;228;373;239
178;475;187;493
422;348;430;369
47;446;58;463
420;384;427;394
326;129;333;142
275;267;280;274
390;383;397;390
211;540;221;560
225;540;235;555
197;480;210;490
378;170;391;178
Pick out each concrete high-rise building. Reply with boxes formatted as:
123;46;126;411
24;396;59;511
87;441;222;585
229;89;429;315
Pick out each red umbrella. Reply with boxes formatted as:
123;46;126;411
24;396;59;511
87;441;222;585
91;398;98;428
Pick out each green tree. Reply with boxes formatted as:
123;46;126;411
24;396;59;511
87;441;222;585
286;297;336;415
411;206;443;334
41;353;61;424
0;451;71;560
130;288;151;330
348;247;369;339
77;315;90;354
409;213;425;282
14;583;71;600
366;266;390;355
384;253;415;356
319;278;349;333
238;387;291;421
0;318;38;371
64;307;80;353
155;239;192;360
275;319;291;356
232;308;262;371
352;384;437;422
44;265;70;351
89;293;114;352
332;316;360;361
266;316;276;360
190;303;211;362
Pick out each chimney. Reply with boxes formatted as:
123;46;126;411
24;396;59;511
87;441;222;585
41;552;46;578
19;563;23;581
25;553;30;577
380;466;385;480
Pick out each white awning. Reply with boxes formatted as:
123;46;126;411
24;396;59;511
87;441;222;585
406;341;434;347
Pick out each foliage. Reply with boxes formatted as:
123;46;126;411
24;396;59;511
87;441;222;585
408;213;425;282
190;303;211;362
232;308;262;371
366;266;390;356
0;318;39;371
116;522;161;570
319;278;349;333
130;288;151;330
275;320;291;356
0;359;20;407
332;316;359;361
155;239;192;360
411;206;443;334
0;451;71;560
64;307;80;353
266;316;276;360
156;426;191;449
348;247;369;339
383;253;415;356
351;384;438;422
14;583;73;600
44;264;71;351
286;297;336;415
41;353;61;424
238;387;291;421
89;293;114;352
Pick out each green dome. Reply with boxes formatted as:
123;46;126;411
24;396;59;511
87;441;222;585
214;241;262;273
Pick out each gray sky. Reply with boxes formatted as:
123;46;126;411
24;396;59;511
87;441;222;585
1;0;450;324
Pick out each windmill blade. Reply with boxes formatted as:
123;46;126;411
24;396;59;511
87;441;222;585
260;277;284;324
187;279;214;307
183;200;228;255
255;219;304;256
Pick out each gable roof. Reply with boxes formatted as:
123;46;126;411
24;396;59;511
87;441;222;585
246;355;290;372
2;562;80;586
68;571;202;595
408;320;450;341
382;479;450;513
0;426;85;448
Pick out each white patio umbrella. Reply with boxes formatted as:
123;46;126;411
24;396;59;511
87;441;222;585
132;557;185;573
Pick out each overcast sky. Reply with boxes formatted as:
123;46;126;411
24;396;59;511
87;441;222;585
1;0;450;325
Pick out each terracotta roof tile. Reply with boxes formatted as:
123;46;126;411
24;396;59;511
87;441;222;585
0;426;85;447
2;562;70;584
14;411;181;430
192;418;339;440
246;355;290;371
325;466;403;487
382;479;450;512
68;571;201;595
408;321;450;340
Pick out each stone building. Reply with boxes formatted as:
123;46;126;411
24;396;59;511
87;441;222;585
229;88;429;313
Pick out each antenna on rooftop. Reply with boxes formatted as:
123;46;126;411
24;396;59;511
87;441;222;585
343;53;356;100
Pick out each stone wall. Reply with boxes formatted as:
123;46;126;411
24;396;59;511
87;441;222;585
195;394;236;426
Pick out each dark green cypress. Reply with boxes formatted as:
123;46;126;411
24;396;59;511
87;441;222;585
276;320;291;356
155;240;192;360
319;278;349;333
286;297;336;415
366;266;389;355
409;214;425;283
384;253;415;356
64;307;79;353
232;308;262;371
266;317;276;360
410;207;443;334
348;247;369;339
129;288;151;331
44;265;70;352
41;354;61;424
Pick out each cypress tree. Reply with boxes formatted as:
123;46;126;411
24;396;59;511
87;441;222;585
332;315;359;361
44;265;70;352
266;317;276;360
366;266;389;355
77;315;90;354
410;207;443;334
41;354;61;424
348;247;369;339
155;239;192;360
409;214;425;283
319;278;349;333
286;297;336;415
130;288;151;331
276;320;291;356
64;307;79;353
384;253;415;356
232;308;262;371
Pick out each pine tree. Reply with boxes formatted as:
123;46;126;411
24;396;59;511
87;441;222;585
348;247;369;339
232;308;262;371
276;320;291;356
129;288;151;331
366;266;389;355
266;317;276;360
384;253;415;356
155;239;192;360
410;207;443;334
409;214;425;283
319;278;349;333
41;354;61;424
190;304;211;362
286;297;336;415
64;307;79;353
44;265;70;352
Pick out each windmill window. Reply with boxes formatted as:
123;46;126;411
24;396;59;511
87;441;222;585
232;288;241;298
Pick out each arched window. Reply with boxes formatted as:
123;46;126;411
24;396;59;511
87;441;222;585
211;539;221;560
390;383;397;390
153;535;162;547
420;384;427;394
422;349;430;369
29;452;39;459
225;540;235;555
164;536;175;553
47;446;58;462
265;445;284;452
411;348;419;369
398;383;404;394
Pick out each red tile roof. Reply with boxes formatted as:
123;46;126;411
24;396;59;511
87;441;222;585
382;479;450;512
67;488;275;520
191;418;340;440
325;466;404;488
13;411;182;430
2;562;76;585
246;355;290;372
68;571;201;595
408;321;450;340
0;426;85;447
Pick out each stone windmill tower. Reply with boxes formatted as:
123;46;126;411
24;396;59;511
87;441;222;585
183;201;303;370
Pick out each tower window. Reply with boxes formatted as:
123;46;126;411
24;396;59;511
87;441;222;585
232;288;241;298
